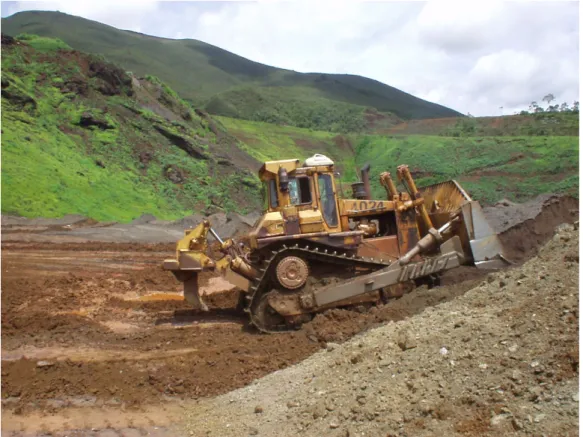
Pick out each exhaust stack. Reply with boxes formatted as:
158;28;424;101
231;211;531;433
360;163;371;200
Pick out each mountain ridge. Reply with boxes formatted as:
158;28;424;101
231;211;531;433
2;10;463;130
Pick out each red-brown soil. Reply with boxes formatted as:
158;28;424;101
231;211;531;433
1;195;577;435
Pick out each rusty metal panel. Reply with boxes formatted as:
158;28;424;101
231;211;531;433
340;215;350;232
407;227;418;251
418;180;472;213
395;208;419;254
421;211;450;237
284;217;300;235
357;236;400;260
282;206;300;235
256;230;364;250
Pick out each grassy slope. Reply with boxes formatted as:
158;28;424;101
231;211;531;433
1;11;462;132
220;115;579;205
354;135;579;204
383;113;580;137
208;86;374;133
220;116;359;181
1;35;578;222
1;36;262;222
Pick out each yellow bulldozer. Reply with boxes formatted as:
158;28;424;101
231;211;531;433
163;154;509;332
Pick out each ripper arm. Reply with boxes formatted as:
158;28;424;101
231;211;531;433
162;220;255;310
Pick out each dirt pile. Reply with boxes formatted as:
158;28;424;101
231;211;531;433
484;194;578;234
181;223;579;437
493;195;579;263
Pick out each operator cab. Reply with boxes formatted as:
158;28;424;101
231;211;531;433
257;154;341;232
260;155;336;209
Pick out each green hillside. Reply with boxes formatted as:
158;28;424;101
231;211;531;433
217;116;361;183
354;135;579;204
1;10;462;133
1;33;578;223
1;34;264;221
382;113;579;137
212;116;579;204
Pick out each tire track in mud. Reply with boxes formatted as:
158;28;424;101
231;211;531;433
1;195;578;431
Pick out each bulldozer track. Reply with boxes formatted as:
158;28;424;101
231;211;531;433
245;243;391;333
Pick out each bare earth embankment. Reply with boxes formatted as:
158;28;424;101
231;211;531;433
1;195;578;436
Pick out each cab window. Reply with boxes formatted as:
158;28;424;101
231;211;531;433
288;177;312;206
269;179;279;208
261;182;268;210
318;174;338;227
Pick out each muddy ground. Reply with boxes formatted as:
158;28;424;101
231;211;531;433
1;211;260;244
1;195;578;436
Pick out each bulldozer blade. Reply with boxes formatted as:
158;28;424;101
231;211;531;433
419;179;472;213
182;272;209;312
461;201;511;270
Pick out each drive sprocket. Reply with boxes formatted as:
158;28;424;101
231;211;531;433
275;255;309;290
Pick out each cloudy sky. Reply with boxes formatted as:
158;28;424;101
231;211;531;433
1;1;579;116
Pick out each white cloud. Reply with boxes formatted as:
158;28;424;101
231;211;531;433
416;1;508;54
1;0;579;116
470;50;541;84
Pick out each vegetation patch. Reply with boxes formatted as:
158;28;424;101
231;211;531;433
14;32;72;51
354;135;579;204
217;116;358;181
207;86;374;133
1;35;262;222
383;112;578;137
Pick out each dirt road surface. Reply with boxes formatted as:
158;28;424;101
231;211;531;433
1;195;578;436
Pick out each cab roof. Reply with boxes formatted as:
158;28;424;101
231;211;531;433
257;155;335;181
258;159;300;181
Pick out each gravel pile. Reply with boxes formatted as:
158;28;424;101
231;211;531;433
483;194;577;234
181;223;579;437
